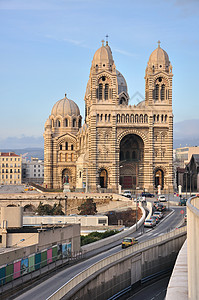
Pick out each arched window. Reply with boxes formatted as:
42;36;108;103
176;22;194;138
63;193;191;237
78;119;81;128
105;114;107;121
131;114;134;123
153;115;156;122
140;114;143;123
161;84;165;100
117;114;120;123
99;83;103;100
135;114;138;123
126;114;129;123
165;115;167;122
144;114;148;123
108;114;111;122
121;114;125;123
57;120;61;127
65;142;68;150
161;115;164;122
60;144;62;150
104;84;109;100
132;151;136;159
65;119;68;127
120;151;124;161
73;118;76;127
97;114;99;121
157;115;159;122
155;84;159;100
79;171;82;178
100;114;103;121
126;151;130;160
71;144;74;150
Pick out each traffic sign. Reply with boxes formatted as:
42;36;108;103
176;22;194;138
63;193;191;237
180;210;184;214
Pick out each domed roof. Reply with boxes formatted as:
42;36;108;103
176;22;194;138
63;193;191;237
51;94;80;117
148;42;170;69
116;70;128;94
92;40;114;67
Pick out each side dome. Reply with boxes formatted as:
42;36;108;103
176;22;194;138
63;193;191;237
51;94;80;117
148;42;170;71
116;70;128;94
92;40;114;68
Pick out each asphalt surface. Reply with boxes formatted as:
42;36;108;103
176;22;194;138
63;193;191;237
126;275;170;300
14;205;186;300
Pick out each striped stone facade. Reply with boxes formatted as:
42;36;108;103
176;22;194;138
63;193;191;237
44;41;173;193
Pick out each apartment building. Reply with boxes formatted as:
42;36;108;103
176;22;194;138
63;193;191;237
0;152;22;185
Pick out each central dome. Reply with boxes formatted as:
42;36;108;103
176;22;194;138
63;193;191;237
51;95;80;117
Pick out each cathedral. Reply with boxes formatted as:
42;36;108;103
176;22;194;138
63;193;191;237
44;40;173;193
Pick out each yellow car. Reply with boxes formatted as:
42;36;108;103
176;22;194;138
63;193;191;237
122;237;138;249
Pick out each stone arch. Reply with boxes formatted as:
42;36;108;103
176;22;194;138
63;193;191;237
119;133;145;190
154;165;167;189
117;129;148;146
7;204;17;207
24;204;36;213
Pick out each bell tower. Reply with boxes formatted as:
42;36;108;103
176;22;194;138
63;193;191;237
145;41;173;107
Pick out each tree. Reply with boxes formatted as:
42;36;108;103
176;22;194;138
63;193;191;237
36;201;64;215
52;201;64;215
78;198;97;215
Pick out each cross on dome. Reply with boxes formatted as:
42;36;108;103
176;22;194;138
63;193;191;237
157;40;161;48
101;39;105;46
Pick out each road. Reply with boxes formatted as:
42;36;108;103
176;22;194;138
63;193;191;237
14;205;186;300
126;275;171;300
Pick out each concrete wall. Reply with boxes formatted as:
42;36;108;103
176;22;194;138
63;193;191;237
1;207;23;228
47;227;186;300
187;196;199;300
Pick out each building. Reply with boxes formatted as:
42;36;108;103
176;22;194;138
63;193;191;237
22;157;44;184
44;41;173;193
0;152;22;185
174;146;199;168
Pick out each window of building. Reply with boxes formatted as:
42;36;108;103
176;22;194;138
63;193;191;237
71;145;74;151
10;175;12;179
2;169;4;173
104;84;109;100
60;144;62;150
99;83;103;100
6;164;8;167
6;169;8;173
6;158;8;161
98;219;107;224
34;174;36;177
10;169;12;173
38;174;40;177
2;175;4;179
6;175;8;179
73;118;76;127
65;119;68;127
18;169;20;173
65;142;68;150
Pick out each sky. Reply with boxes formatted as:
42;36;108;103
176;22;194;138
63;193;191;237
0;0;199;148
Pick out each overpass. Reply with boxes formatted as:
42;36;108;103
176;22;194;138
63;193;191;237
47;227;186;300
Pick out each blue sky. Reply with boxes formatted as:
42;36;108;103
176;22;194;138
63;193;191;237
0;0;199;148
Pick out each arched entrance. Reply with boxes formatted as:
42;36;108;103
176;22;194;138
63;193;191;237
99;169;108;188
154;169;164;189
119;134;144;190
62;169;70;186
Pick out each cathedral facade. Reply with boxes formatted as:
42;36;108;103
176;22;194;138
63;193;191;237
44;41;173;193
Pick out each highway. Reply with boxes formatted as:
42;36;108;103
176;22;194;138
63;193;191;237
15;204;186;300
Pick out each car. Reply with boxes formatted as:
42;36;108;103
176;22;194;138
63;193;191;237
141;192;154;198
151;215;160;224
158;195;167;202
153;211;163;219
153;200;160;208
144;219;156;228
122;190;132;199
156;203;166;212
178;198;187;206
184;214;187;222
122;237;138;249
137;196;146;202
